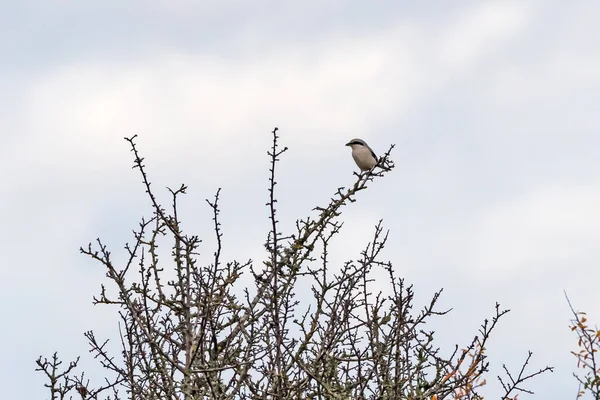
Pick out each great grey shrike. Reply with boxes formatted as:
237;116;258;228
345;138;386;172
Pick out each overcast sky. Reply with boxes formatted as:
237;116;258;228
1;1;599;398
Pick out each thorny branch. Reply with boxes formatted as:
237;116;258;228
497;352;553;400
37;128;551;399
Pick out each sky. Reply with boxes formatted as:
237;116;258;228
1;1;599;398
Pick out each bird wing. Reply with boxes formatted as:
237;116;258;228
368;146;378;162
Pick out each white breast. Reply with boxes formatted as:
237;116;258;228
352;146;377;171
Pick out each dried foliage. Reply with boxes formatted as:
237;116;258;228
567;293;600;399
37;128;551;399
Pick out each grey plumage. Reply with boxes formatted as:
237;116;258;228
345;138;380;171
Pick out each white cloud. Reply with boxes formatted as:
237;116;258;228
484;4;600;112
436;1;532;70
8;41;418;192
470;182;600;276
3;3;537;192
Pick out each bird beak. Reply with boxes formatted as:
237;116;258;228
345;142;352;146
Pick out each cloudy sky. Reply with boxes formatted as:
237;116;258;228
1;1;599;398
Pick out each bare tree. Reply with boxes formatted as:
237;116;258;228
37;128;552;399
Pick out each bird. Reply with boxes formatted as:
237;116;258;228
345;138;385;172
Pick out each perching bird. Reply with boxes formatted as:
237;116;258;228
345;138;384;172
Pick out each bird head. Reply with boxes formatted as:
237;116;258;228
345;138;367;149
